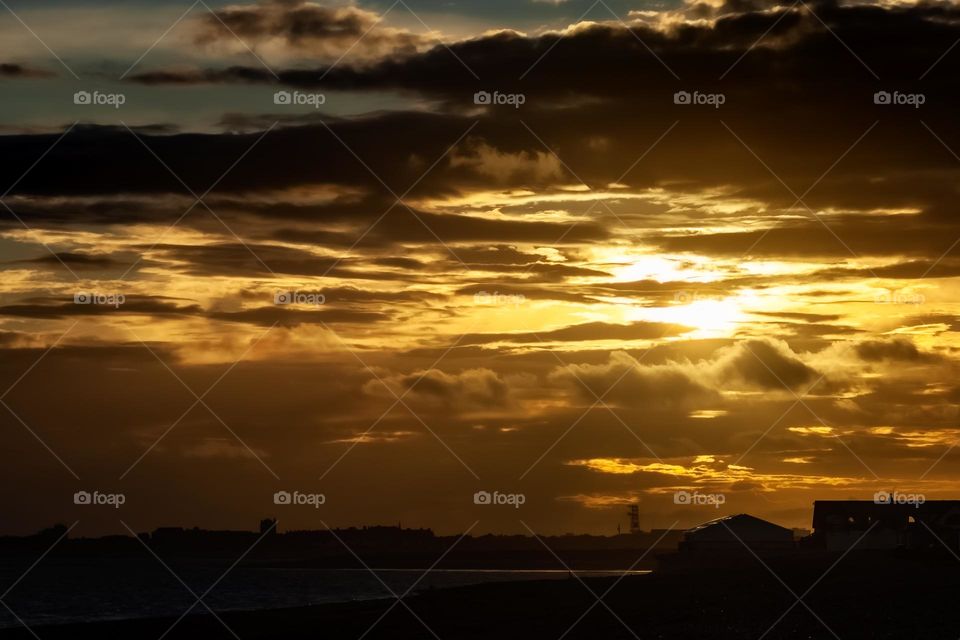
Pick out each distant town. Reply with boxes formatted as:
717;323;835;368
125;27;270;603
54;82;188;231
5;499;958;571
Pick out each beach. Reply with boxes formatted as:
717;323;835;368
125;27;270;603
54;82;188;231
2;550;958;639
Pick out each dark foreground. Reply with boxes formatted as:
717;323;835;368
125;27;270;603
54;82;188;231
2;550;958;639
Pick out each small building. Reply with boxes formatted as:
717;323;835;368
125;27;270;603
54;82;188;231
260;518;278;536
680;514;794;552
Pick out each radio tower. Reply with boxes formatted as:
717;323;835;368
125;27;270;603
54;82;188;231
626;504;640;534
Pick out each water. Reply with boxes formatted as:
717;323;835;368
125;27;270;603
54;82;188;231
0;559;650;628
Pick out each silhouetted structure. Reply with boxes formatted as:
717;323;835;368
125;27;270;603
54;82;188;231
658;514;793;572
626;505;640;534
811;500;960;550
679;514;794;552
0;521;681;571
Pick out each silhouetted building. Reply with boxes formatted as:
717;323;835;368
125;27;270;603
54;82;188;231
260;518;277;536
811;500;960;550
680;514;794;552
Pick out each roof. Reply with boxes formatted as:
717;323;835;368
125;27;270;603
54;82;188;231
813;500;960;529
684;514;793;542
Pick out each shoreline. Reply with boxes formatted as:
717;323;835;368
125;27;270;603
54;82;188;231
0;567;653;630
3;550;960;639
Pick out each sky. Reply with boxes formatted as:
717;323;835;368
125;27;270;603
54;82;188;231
2;0;960;537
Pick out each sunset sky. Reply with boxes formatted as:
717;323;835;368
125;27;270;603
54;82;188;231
2;0;960;536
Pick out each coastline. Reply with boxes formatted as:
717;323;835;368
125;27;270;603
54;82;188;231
3;550;960;639
0;566;652;630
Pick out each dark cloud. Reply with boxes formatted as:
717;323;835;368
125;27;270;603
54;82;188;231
142;241;438;281
455;245;548;265
0;297;202;319
655;216;960;259
904;313;960;332
209;306;389;327
0;63;53;78
8;252;126;270
194;0;430;60
368;367;512;409
715;339;819;391
460;321;693;347
454;283;598;305
7;1;943;268
854;338;936;363
770;322;863;353
753;311;842;323
269;205;611;249
0;295;388;327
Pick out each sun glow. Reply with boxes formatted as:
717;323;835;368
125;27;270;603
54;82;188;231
608;253;724;283
638;298;746;337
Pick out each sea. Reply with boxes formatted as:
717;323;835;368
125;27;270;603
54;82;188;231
0;559;651;628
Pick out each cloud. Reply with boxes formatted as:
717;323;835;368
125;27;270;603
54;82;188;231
0;295;388;328
550;350;718;408
449;140;564;183
565;455;859;491
366;367;514;409
8;0;960;535
711;339;819;391
853;338;935;363
8;252;124;270
194;0;433;62
0;297;202;319
460;321;693;347
71;0;960;270
549;338;823;410
0;63;53;78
